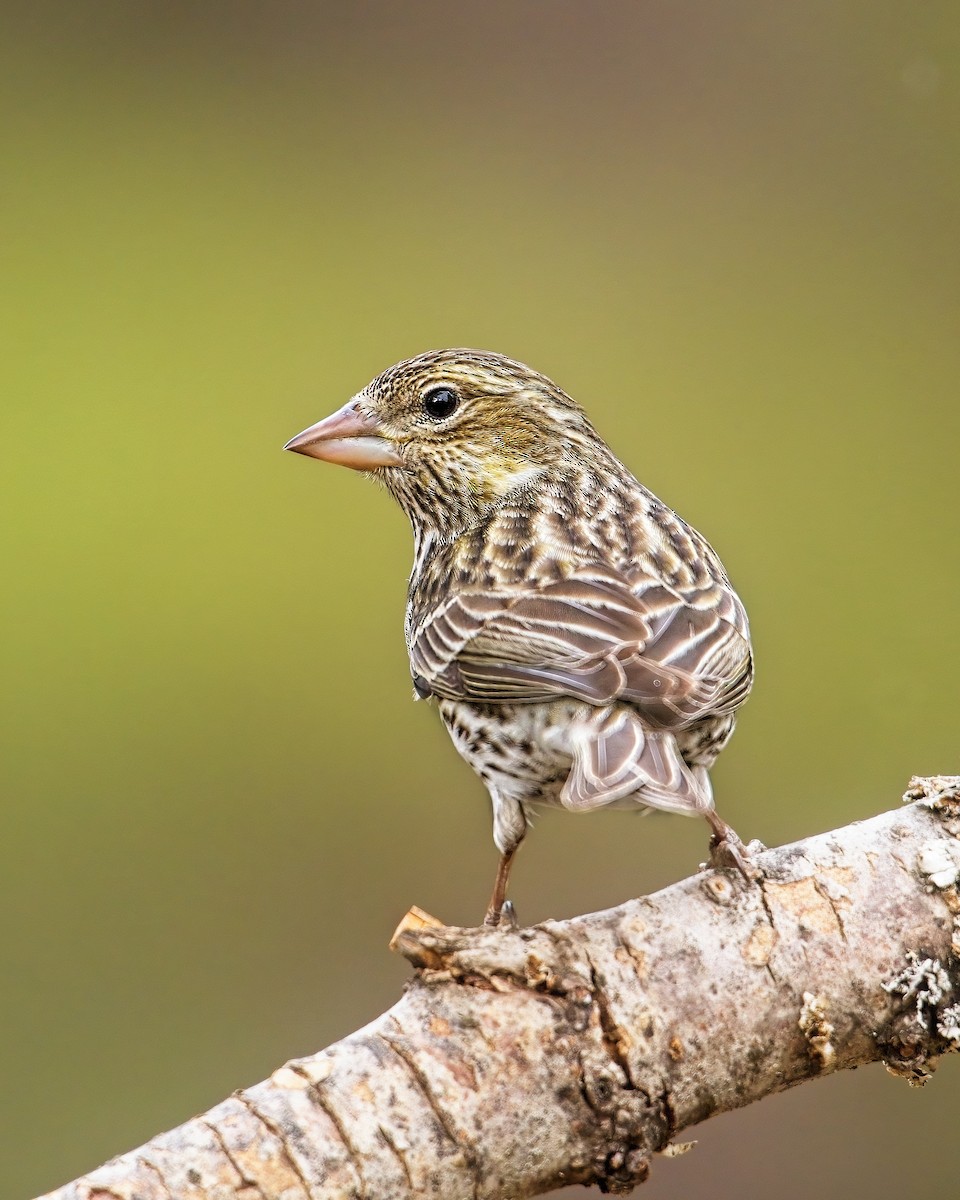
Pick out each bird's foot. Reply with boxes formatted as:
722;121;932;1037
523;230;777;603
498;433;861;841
484;899;519;931
708;831;762;882
704;810;762;883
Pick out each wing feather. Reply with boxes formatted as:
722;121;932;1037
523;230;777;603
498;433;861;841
410;564;752;727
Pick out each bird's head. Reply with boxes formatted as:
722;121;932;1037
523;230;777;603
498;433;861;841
285;349;604;536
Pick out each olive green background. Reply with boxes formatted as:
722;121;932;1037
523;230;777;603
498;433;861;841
2;4;958;1197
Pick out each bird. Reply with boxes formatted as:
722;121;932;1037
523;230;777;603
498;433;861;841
285;349;754;926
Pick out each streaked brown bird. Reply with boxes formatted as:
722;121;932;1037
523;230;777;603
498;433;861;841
286;350;754;925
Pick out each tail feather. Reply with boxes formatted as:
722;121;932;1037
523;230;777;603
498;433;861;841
561;708;712;816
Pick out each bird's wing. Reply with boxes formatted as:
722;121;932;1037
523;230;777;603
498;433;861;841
410;564;752;727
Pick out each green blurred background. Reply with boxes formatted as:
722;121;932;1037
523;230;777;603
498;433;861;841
2;3;958;1196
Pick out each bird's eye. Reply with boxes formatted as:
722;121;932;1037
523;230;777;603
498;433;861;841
422;387;459;420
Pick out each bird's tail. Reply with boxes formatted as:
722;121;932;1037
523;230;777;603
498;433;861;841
561;707;712;816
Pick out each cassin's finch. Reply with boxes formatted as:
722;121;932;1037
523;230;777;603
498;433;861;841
286;350;754;924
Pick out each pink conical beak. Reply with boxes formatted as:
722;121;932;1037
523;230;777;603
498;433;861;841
283;400;402;471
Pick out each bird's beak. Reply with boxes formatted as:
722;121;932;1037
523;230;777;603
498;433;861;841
283;400;402;471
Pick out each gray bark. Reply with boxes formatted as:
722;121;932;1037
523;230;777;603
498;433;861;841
39;776;960;1199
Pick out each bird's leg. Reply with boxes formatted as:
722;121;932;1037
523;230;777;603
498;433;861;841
705;809;761;882
484;845;519;928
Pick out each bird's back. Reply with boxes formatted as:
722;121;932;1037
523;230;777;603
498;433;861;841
407;462;752;743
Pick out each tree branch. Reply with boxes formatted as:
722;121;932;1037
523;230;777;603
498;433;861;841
39;776;960;1199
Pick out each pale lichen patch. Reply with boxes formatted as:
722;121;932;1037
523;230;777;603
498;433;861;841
937;1003;960;1045
799;992;835;1070
917;839;960;889
882;952;954;1028
904;775;960;827
904;775;960;806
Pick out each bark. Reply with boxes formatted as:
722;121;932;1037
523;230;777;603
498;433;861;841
40;775;960;1200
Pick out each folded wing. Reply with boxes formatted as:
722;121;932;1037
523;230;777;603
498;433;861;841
410;564;752;729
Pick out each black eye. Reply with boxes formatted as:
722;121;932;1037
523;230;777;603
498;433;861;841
423;387;459;420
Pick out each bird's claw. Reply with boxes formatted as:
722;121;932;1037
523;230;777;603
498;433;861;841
708;832;762;883
484;899;519;931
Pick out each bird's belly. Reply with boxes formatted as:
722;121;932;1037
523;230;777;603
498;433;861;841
438;699;580;808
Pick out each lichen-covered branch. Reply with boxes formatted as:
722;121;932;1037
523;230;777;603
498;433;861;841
40;776;960;1199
